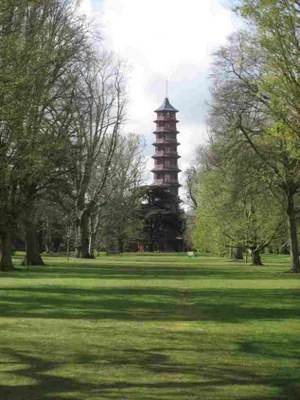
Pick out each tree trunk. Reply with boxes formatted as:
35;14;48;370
22;220;45;266
88;231;96;259
233;247;243;260
76;213;91;258
118;237;124;253
251;250;262;266
286;191;300;273
0;230;14;271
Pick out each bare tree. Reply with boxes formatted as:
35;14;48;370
68;52;127;258
92;133;145;254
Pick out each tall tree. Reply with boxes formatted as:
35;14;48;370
140;187;185;252
236;0;300;270
0;0;87;269
210;29;300;271
92;134;145;254
69;52;126;258
193;144;285;264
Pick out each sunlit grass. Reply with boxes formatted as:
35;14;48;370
0;253;299;399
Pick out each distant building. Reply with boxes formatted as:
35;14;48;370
138;98;184;252
151;97;181;199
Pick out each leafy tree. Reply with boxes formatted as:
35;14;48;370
237;0;300;150
209;28;300;271
193;143;285;264
0;0;87;269
140;187;185;252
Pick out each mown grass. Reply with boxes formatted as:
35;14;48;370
0;253;299;399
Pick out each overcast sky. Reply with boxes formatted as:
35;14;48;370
79;0;238;198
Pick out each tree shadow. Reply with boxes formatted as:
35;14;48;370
1;257;299;399
238;339;300;400
0;286;299;323
3;260;298;282
1;344;299;400
0;349;103;400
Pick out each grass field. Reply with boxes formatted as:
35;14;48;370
0;253;299;400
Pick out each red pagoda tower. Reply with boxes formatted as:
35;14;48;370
138;97;184;253
151;98;181;198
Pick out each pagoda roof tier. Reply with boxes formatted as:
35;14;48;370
151;167;181;173
153;130;179;134
155;98;179;113
154;119;179;123
149;184;182;199
152;154;181;159
152;142;180;146
151;182;181;188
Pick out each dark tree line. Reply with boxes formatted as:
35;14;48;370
140;186;185;252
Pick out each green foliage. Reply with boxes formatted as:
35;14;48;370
0;0;87;268
237;0;300;156
191;140;285;261
200;2;300;270
140;187;185;252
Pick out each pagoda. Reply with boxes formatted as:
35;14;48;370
151;97;181;199
138;97;184;253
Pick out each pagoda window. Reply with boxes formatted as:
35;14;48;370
164;173;171;182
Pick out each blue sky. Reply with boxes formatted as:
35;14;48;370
91;0;103;13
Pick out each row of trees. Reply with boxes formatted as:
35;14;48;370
0;0;145;270
188;0;300;271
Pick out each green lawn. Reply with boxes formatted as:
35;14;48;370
0;254;299;400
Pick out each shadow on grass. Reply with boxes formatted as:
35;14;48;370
1;345;299;400
0;349;115;400
1;258;299;399
0;286;299;323
240;337;300;359
3;261;297;282
237;339;300;400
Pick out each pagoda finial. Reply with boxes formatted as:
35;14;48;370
165;78;168;98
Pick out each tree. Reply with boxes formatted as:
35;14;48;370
193;144;285;265
237;0;300;149
93;134;145;254
68;52;127;258
209;29;300;271
0;0;87;269
185;167;199;210
140;187;185;252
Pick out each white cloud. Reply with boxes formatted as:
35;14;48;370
82;0;236;202
102;0;233;75
78;0;92;16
